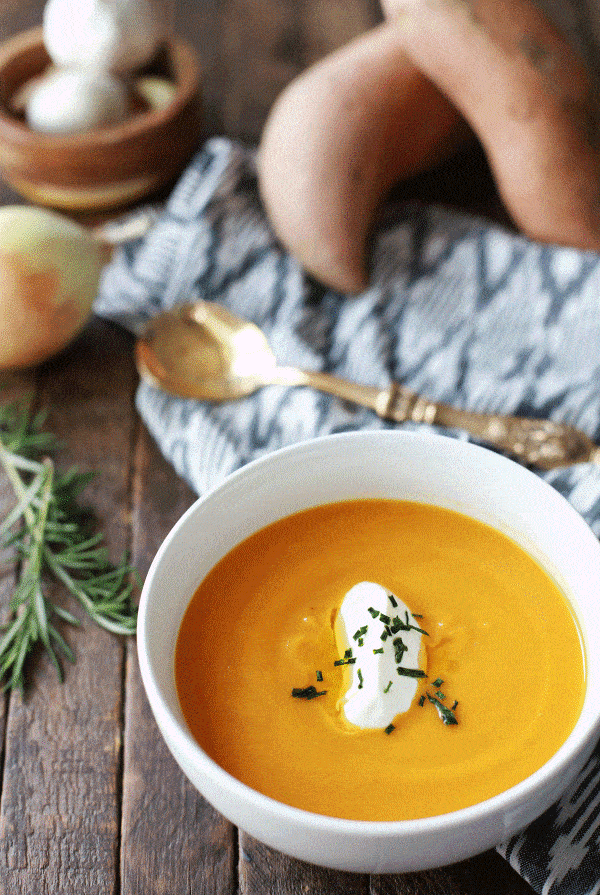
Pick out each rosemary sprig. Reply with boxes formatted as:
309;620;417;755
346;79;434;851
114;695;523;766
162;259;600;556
0;400;138;690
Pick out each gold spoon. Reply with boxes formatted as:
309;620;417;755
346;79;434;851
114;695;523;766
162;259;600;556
135;301;600;471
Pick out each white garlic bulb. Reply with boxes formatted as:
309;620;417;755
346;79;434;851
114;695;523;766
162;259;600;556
25;68;129;134
42;0;170;74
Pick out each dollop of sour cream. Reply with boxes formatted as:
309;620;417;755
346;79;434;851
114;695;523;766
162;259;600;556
335;582;427;729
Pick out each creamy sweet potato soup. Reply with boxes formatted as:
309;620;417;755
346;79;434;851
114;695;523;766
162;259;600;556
175;500;586;821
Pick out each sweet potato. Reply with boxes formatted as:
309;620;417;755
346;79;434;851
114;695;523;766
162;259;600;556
384;0;600;254
258;0;600;293
257;22;470;293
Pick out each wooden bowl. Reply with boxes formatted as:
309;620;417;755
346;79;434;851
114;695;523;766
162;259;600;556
0;27;202;213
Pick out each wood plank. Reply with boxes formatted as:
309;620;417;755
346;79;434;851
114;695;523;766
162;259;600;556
218;0;379;142
301;0;381;66
0;370;37;798
121;425;237;895
238;832;536;894
0;319;137;894
370;850;535;894
0;0;42;46
219;0;307;141
239;833;370;895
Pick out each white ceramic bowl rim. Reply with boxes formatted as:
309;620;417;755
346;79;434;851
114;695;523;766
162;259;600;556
137;430;600;840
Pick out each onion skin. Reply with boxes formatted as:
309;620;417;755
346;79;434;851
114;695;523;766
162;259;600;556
257;22;470;293
0;207;108;371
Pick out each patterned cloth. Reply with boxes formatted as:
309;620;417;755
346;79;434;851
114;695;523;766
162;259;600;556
94;138;600;893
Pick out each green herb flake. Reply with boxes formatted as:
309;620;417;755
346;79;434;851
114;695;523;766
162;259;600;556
357;668;364;689
368;607;380;618
316;670;323;682
334;657;357;666
373;647;384;654
432;678;444;688
344;648;353;658
451;700;459;711
418;695;426;707
379;613;391;625
397;667;427;678
383;680;393;693
388;593;398;608
427;693;458;724
435;690;446;700
292;686;327;700
393;637;407;663
384;723;395;734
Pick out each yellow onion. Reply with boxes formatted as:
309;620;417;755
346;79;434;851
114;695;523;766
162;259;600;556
0;206;108;370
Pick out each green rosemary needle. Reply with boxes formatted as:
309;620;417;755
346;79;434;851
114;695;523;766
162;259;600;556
0;400;138;690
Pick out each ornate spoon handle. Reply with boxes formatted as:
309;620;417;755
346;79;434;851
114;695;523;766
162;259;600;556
378;382;599;470
275;368;598;470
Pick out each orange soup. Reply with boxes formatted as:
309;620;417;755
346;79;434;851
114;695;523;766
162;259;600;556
175;500;586;821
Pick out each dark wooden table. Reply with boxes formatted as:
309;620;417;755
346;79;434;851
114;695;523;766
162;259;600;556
0;1;533;892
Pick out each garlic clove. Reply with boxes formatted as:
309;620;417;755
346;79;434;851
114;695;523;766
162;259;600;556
42;0;170;75
25;68;129;134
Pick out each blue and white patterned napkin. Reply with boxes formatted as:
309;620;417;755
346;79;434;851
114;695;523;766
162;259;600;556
94;137;600;893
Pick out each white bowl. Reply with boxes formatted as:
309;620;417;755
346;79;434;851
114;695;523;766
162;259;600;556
137;431;600;873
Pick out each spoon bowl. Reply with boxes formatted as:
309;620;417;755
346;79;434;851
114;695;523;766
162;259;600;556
136;302;278;401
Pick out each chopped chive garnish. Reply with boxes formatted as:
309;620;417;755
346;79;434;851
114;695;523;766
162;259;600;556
412;613;423;619
357;668;364;690
451;700;458;711
388;593;398;608
292;686;327;699
427;693;458;724
384;723;395;735
383;680;393;693
353;625;368;641
373;647;384;655
435;690;446;700
393;637;407;662
379;613;391;625
344;648;353;658
394;646;408;664
397;667;427;678
432;678;444;688
418;695;426;707
368;607;380;618
334;657;357;666
380;630;389;641
316;670;323;682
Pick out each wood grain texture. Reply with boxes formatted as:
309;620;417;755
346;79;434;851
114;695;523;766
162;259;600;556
239;833;370;895
121;427;237;895
0;320;137;895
